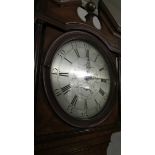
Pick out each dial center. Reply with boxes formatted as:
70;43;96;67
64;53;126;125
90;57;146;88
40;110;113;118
70;58;100;98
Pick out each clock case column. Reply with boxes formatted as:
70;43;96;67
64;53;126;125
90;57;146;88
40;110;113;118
34;0;121;155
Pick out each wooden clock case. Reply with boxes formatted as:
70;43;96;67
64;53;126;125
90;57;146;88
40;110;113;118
35;0;121;154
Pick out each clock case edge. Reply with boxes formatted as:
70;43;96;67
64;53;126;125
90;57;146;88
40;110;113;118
43;30;117;128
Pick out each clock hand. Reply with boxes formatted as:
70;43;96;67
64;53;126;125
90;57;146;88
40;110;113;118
86;49;91;71
84;76;108;82
79;86;93;93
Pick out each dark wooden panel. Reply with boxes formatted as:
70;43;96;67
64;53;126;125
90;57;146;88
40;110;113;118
35;129;113;155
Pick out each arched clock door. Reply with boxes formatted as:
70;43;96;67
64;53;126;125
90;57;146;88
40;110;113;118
35;0;121;155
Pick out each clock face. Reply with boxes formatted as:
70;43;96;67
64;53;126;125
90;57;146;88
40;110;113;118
50;40;111;120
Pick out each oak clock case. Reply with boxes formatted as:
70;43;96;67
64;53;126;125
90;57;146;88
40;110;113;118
43;31;116;128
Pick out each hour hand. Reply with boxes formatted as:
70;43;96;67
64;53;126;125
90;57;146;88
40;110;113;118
85;76;108;82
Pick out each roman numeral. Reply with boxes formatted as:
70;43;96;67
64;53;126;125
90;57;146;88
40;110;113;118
95;99;101;111
59;72;69;77
67;95;78;113
84;99;88;116
58;50;65;58
55;89;61;96
71;95;78;106
61;84;71;94
51;72;57;75
86;49;89;58
101;79;107;83
64;58;72;64
71;42;80;58
51;68;58;75
99;67;104;71
94;55;98;62
99;88;105;96
84;43;89;51
74;49;80;58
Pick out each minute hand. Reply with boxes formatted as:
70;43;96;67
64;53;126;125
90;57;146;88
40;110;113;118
86;49;91;70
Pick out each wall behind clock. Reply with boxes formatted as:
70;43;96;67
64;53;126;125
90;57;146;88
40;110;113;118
102;1;121;154
103;0;121;26
107;132;121;155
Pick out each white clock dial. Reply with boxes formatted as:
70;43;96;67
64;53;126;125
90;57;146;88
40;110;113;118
50;40;111;119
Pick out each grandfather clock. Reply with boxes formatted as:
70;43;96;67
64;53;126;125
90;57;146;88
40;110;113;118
34;0;121;155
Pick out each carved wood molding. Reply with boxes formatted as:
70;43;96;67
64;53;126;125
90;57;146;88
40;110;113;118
35;1;121;55
35;16;120;54
35;123;120;144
